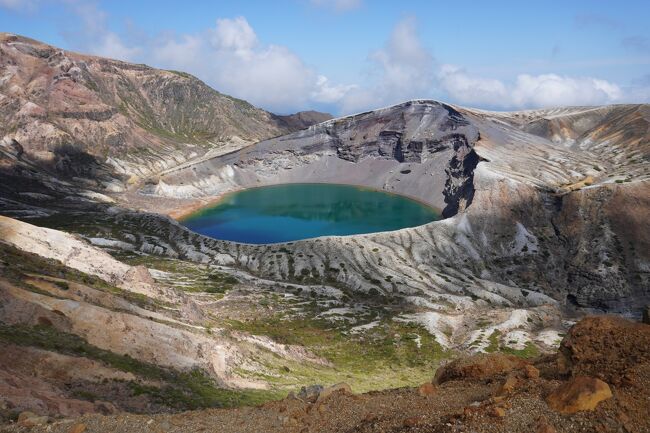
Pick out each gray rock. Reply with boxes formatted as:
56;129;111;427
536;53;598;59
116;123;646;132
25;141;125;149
297;384;324;402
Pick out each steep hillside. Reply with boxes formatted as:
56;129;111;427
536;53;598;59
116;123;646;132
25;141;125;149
0;36;648;429
2;316;649;433
0;33;329;183
137;100;649;316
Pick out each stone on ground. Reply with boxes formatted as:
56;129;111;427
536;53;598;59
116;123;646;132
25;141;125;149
545;376;612;414
434;353;530;384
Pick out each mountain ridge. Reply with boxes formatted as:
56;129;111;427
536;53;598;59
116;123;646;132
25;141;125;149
0;32;331;183
0;33;649;432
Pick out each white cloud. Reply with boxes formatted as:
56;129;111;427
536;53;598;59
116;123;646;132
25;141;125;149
209;17;257;52
208;43;316;110
92;32;141;61
310;0;362;12
344;18;626;111
341;16;435;113
147;17;355;113
510;74;622;107
438;65;508;107
151;34;203;69
0;0;38;11
439;67;623;109
23;2;643;114
311;75;358;103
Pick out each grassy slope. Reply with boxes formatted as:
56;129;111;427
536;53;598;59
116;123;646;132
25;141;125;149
1;215;542;411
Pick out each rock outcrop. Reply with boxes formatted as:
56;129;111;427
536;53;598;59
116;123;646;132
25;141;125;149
556;316;650;383
433;353;530;384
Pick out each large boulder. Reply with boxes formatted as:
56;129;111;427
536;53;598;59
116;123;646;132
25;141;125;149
546;376;612;414
433;353;530;384
557;316;650;383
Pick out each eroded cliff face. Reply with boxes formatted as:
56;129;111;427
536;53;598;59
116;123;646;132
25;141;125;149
441;135;480;218
145;101;481;213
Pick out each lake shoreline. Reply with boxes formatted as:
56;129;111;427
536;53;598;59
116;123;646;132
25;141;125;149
170;181;443;222
179;183;442;244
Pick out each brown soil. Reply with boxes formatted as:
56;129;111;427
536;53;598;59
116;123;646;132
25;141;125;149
2;316;649;433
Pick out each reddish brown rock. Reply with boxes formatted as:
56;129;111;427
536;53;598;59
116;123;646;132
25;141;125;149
417;382;437;397
557;316;650;382
434;353;529;384
496;373;520;396
69;424;86;433
403;416;420;427
524;364;540;379
546;376;613;414
535;416;557;433
489;406;506;418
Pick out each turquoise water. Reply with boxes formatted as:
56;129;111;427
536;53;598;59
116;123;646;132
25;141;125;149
180;184;440;244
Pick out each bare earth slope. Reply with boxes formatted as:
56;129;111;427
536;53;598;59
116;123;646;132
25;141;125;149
2;316;648;433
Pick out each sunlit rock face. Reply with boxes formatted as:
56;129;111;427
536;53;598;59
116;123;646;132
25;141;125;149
147;101;481;214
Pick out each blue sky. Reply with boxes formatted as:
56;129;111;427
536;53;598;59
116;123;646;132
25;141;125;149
1;0;649;114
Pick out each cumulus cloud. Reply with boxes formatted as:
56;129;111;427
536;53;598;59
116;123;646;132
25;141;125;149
439;67;623;109
0;0;39;11
438;65;508;107
311;76;358;104
335;15;636;112
209;17;257;52
510;74;622;107
9;1;643;113
341;16;435;113
310;0;362;12
149;14;627;114
150;34;203;68
146;17;356;113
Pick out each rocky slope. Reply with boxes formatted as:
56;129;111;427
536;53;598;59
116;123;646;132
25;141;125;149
3;316;648;433
0;33;329;184
0;215;340;418
136;101;649;317
2;101;647;356
0;34;649;431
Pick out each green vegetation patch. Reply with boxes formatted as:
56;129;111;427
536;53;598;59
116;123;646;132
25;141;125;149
483;330;539;358
227;314;451;393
